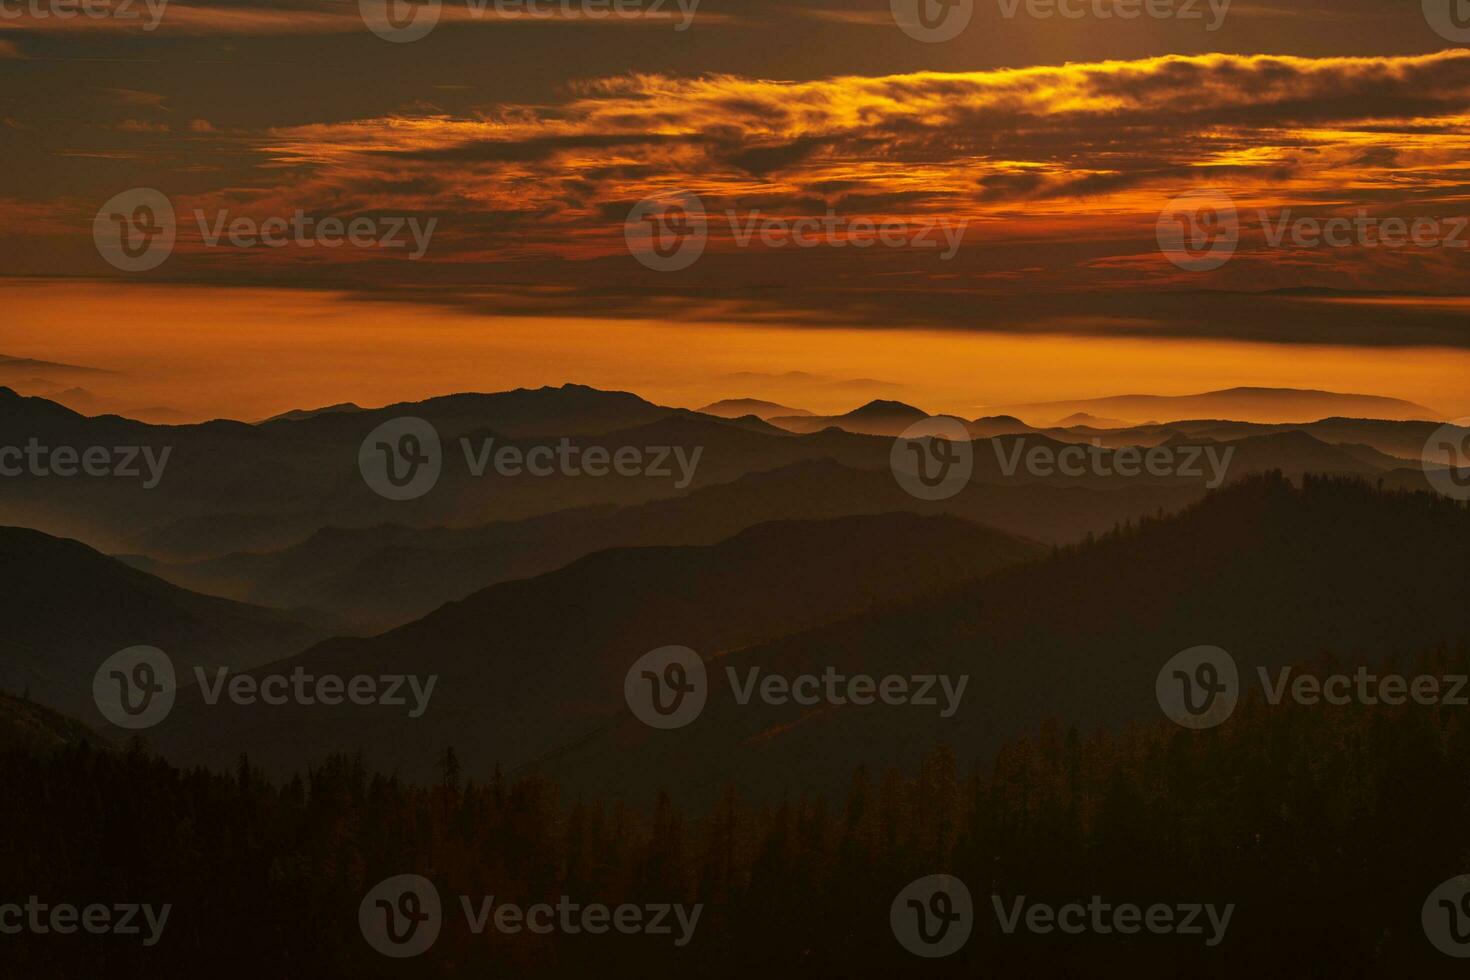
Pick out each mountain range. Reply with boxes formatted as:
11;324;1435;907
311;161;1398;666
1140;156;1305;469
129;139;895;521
144;513;1042;779
991;387;1441;426
0;526;324;723
122;474;1470;805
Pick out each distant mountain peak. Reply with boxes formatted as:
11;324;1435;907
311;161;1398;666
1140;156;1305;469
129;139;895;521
260;402;363;424
996;387;1441;425
698;398;814;420
846;399;925;419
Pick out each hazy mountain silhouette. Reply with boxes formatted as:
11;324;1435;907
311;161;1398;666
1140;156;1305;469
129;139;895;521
536;474;1470;803
1053;411;1131;428
0;384;771;558
966;415;1038;438
118;421;1432;633
996;387;1440;425
770;399;931;435
259;402;362;423
146;513;1043;777
142;475;1470;803
697;398;813;419
0;355;112;377
3;383;1457;573
0;526;326;723
124;459;1210;631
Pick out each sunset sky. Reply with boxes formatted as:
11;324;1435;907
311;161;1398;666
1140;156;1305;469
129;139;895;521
3;0;1470;420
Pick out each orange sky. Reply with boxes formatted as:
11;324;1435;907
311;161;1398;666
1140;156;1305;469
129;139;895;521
3;280;1467;422
4;4;1470;416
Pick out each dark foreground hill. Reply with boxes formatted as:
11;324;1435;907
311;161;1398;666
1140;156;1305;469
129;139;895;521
0;526;326;723
3;642;1466;978
545;472;1470;803
146;475;1470;806
0;692;107;754
146;513;1042;776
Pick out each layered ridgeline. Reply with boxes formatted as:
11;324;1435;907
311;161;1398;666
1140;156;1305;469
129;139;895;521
1;384;1455;570
123;459;1200;632
0;526;326;724
143;513;1042;778
141;475;1470;804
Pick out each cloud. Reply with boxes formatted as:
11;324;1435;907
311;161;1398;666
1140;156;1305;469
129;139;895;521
0;0;738;35
16;49;1470;345
247;51;1470;243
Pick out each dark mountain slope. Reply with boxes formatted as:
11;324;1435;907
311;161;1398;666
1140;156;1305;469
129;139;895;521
0;526;325;722
539;473;1470;803
147;513;1043;777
